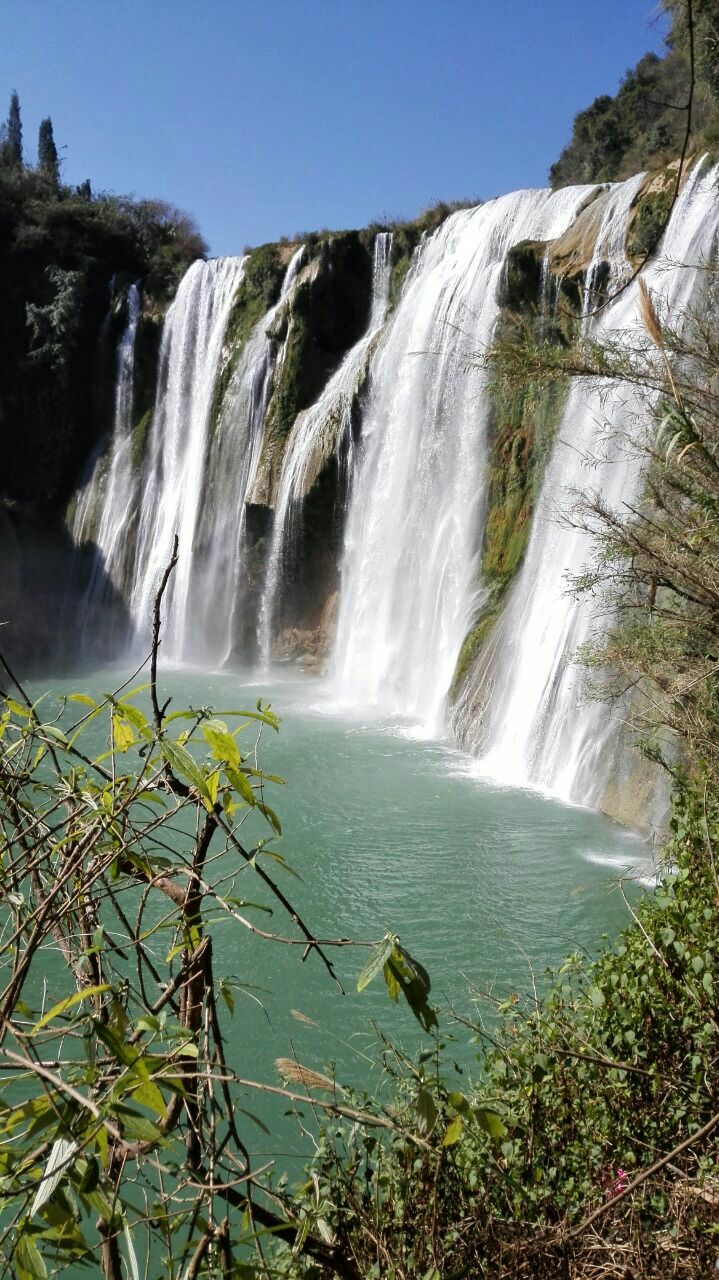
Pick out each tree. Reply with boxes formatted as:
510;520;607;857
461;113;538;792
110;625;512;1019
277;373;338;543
6;91;22;167
37;115;59;186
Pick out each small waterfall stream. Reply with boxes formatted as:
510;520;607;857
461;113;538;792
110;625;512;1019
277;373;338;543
582;173;645;311
73;282;141;602
182;244;305;666
258;232;393;664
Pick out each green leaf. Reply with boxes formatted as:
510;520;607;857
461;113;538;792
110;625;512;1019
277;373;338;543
117;702;148;731
16;1231;47;1280
474;1108;507;1140
159;741;213;807
202;720;241;768
447;1091;470;1114
205;768;220;807
122;1220;140;1280
220;981;235;1016
30;1138;78;1216
33;984;111;1034
41;724;69;745
443;1113;463;1146
226;764;256;806
256;801;282;835
383;945;437;1033
68;694;96;708
216;706;280;732
114;1108;164;1144
130;1078;167;1115
357;933;397;993
93;1022;165;1113
112;713;134;753
415;1089;438;1136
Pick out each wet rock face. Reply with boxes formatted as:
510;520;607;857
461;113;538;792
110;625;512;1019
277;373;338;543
0;503;130;674
271;591;339;674
247;232;373;508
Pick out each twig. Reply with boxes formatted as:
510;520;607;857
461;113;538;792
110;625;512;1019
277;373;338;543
566;1108;719;1240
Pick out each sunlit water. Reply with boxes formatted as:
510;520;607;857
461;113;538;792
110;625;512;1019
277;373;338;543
29;664;653;1165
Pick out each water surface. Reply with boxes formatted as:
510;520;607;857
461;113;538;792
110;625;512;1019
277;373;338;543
30;664;653;1161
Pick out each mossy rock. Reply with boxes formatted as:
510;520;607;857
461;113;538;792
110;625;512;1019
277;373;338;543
500;241;544;313
450;594;503;700
627;188;674;258
209;242;286;433
496;240;582;347
132;312;161;441
449;360;569;703
263;233;373;451
131;407;154;471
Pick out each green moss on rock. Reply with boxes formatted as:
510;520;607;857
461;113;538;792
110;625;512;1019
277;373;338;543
256;233;373;496
627;187;673;258
483;379;568;588
131;408;154;471
209;242;286;433
499;240;581;346
450;247;580;702
450;594;503;700
131;312;161;455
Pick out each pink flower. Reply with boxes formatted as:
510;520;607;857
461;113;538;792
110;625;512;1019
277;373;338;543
602;1167;630;1199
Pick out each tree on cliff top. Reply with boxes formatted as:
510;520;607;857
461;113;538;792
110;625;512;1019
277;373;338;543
37;116;59;187
0;91;23;169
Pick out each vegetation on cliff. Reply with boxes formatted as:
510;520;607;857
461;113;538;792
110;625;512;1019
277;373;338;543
0;92;206;522
451;241;580;697
550;0;719;186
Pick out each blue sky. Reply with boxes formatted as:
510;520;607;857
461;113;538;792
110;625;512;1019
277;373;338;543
1;2;668;256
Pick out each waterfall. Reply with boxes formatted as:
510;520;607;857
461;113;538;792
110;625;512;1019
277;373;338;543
73;282;141;604
125;257;246;659
582;173;645;311
258;232;393;664
330;185;598;734
119;247;307;666
458;161;719;806
180;244;305;666
64;160;719;820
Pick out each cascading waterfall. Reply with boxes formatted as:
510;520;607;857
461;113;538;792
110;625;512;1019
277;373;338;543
582;173;645;312
330;185;599;734
126;256;247;659
180;244;305;666
73;282;141;602
258;232;393;664
457;161;719;807
65;161;719;820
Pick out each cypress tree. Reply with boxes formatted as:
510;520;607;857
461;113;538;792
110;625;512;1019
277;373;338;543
37;116;59;185
7;91;22;167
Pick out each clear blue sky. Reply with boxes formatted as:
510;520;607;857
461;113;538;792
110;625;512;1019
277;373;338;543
1;1;668;257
